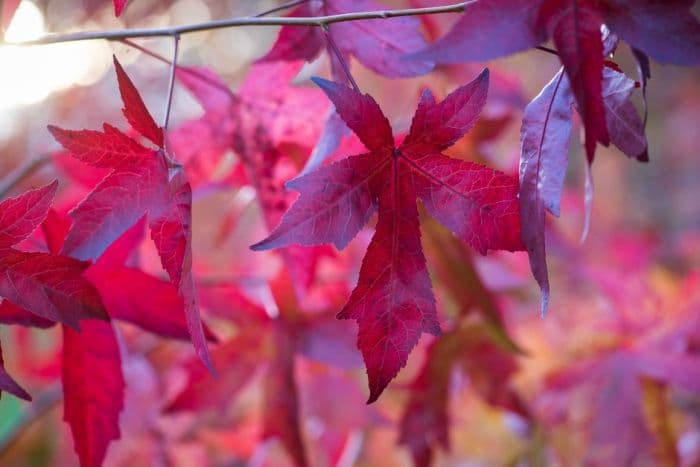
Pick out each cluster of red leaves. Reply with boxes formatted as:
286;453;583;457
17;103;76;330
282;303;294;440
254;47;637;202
1;0;700;466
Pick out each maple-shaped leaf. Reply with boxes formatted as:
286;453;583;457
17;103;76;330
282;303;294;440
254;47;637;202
519;65;647;313
48;56;213;372
0;182;106;328
260;0;433;79
412;0;700;161
63;319;124;467
0;340;31;401
253;69;523;402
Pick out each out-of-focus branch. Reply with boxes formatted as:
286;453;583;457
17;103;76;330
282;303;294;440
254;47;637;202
0;384;62;457
0;156;51;199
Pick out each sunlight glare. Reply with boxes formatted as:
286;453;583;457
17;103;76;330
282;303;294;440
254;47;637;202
0;1;110;112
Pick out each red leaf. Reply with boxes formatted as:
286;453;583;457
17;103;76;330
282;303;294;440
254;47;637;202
49;58;213;370
39;209;209;340
87;266;216;342
113;56;163;147
254;71;523;401
63;320;124;467
0;339;31;401
149;172;215;369
113;0;128;17
545;1;609;161
0;183;107;328
311;78;393;153
251;154;378;251
0;300;55;328
0;180;57;249
402;71;488;154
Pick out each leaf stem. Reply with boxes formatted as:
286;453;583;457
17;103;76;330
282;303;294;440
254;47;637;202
323;25;360;92
162;34;180;132
1;2;474;46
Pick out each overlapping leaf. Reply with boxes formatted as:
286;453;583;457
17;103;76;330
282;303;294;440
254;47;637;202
413;0;700;161
0;182;106;329
253;70;524;401
261;0;433;79
519;65;647;313
260;0;434;170
48;56;213;371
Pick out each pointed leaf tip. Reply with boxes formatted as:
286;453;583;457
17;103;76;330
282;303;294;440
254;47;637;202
112;55;164;148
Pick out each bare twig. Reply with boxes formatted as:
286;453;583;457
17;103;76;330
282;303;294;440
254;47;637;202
0;156;51;199
2;2;473;46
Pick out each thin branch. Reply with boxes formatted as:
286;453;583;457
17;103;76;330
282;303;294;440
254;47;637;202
2;2;473;46
162;34;180;132
0;156;51;199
